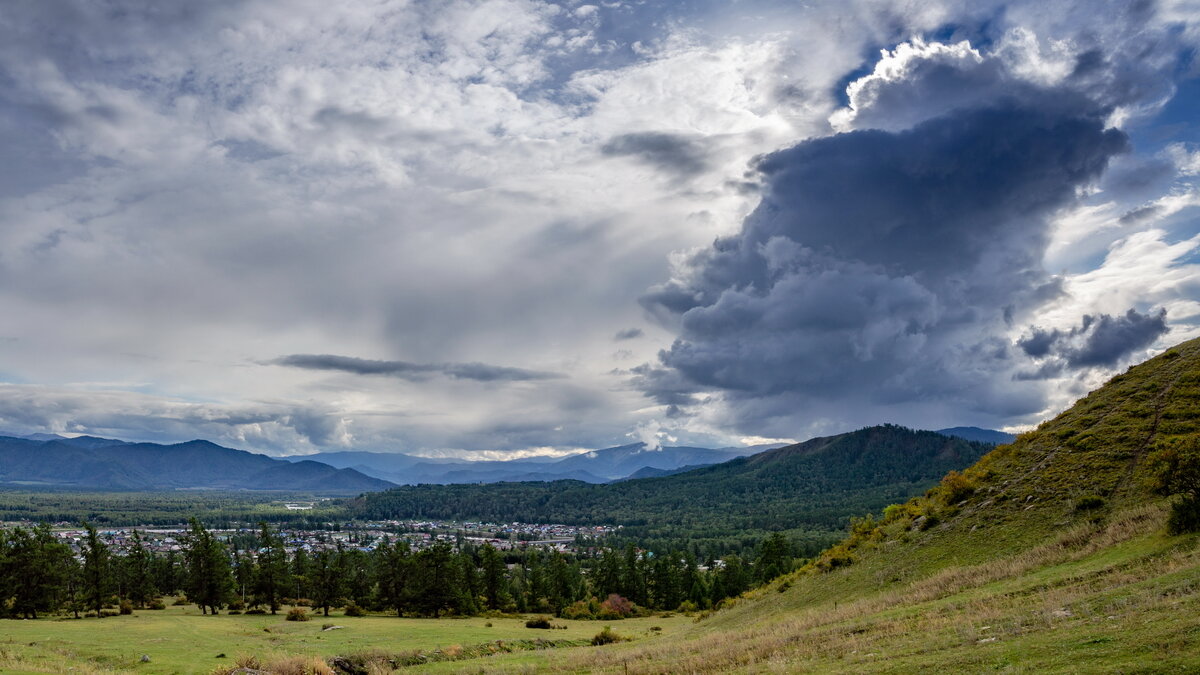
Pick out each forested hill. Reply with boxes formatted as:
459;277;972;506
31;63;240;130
351;425;994;553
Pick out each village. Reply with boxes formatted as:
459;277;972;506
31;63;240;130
8;519;619;557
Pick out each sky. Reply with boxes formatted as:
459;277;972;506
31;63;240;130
0;0;1198;459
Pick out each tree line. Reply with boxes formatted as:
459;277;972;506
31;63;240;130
0;520;798;619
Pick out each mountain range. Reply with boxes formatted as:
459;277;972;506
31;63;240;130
0;426;1011;493
0;435;392;493
291;442;782;485
351;424;997;553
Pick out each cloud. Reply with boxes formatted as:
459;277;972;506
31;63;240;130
600;131;710;177
613;327;644;341
0;1;1196;455
637;40;1133;437
272;354;564;382
1019;308;1169;371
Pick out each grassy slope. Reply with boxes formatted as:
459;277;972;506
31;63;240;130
0;603;691;674
423;339;1200;673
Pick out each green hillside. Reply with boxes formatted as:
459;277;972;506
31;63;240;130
352;425;993;555
416;339;1200;674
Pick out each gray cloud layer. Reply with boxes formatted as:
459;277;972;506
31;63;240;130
1019;308;1169;371
272;354;564;382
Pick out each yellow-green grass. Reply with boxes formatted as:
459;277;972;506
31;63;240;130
0;603;691;674
413;504;1200;673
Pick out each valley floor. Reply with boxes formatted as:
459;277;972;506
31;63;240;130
0;606;690;674
5;507;1197;674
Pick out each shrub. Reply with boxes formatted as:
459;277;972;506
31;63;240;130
938;470;976;505
245;608;266;615
1075;495;1106;511
525;617;552;629
293;598;312;607
172;597;190;606
227;600;245;611
342;603;366;617
227;610;241;615
286;607;310;622
147;599;166;610
599;594;635;618
119;600;133;615
591;626;627;646
1148;440;1200;534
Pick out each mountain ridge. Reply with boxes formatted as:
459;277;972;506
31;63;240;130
0;435;392;493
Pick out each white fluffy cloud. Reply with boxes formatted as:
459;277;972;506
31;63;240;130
0;0;1197;454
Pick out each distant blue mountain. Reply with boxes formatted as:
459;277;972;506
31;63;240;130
293;442;781;485
0;435;391;493
934;427;1016;445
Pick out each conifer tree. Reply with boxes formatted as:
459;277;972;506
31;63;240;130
183;519;232;614
252;522;288;614
81;522;112;618
374;538;412;616
125;530;157;608
310;547;343;617
479;543;507;610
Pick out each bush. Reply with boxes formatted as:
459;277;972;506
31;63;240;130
1075;495;1106;511
525;617;552;629
599;594;635;618
286;607;310;622
591;626;627;646
172;597;190;606
938;470;976;505
343;603;366;617
1168;496;1200;534
119;600;133;615
227;610;241;615
293;598;312;607
227;600;245;611
245;608;267;615
147;599;166;610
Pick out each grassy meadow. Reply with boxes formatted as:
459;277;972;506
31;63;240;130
406;503;1200;674
0;603;691;674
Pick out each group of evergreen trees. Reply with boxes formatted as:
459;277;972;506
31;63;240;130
0;521;796;619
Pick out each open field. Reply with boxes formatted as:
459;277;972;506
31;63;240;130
407;505;1200;673
0;603;691;674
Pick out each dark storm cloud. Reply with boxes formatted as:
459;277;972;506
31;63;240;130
273;354;564;382
638;93;1128;431
1019;308;1169;371
600;132;710;177
614;328;644;341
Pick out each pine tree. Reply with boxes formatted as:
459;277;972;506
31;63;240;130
341;548;372;607
183;519;232;614
252;522;288;614
374;538;412;616
290;547;311;603
458;551;480;615
594;547;624;598
310;547;343;617
755;532;792;583
9;525;71;619
621;544;647;606
125;530;157;608
413;542;460;617
479;543;507;610
81;522;112;618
